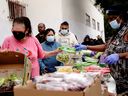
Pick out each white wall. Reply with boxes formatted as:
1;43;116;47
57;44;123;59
62;0;85;42
83;0;105;41
23;0;63;36
0;0;12;45
62;0;105;42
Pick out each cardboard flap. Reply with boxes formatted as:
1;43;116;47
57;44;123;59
84;76;102;96
0;64;24;69
0;51;24;64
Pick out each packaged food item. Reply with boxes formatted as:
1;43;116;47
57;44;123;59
56;52;70;64
72;61;98;72
94;52;103;59
81;50;95;57
84;56;98;63
57;46;83;65
56;66;73;73
84;65;110;74
70;51;82;64
58;46;76;53
35;73;94;92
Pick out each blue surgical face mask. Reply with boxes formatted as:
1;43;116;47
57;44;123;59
60;29;69;35
109;19;120;29
46;36;55;42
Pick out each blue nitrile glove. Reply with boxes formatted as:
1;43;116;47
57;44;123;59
104;53;119;64
90;51;96;57
99;55;106;64
82;51;95;57
74;44;87;51
82;54;86;62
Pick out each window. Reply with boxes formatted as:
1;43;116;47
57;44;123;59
97;22;100;31
92;18;96;29
8;0;26;20
85;13;91;26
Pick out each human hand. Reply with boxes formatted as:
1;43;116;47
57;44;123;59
104;53;119;64
82;51;95;57
55;48;63;54
0;48;10;52
99;54;106;64
90;51;96;57
74;44;87;51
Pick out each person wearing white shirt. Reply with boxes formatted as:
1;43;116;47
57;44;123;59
55;21;78;47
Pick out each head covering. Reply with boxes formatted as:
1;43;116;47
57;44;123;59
85;35;90;38
106;4;127;15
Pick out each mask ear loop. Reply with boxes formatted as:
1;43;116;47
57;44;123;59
25;28;29;36
116;16;122;24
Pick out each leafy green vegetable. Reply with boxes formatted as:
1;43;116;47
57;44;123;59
56;53;70;63
80;50;92;56
85;57;98;63
59;46;76;53
0;78;5;86
73;62;97;71
9;73;19;80
0;73;22;89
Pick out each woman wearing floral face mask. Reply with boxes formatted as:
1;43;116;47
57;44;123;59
39;28;63;74
74;4;128;95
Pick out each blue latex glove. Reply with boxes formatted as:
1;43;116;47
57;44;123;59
104;53;119;64
74;44;87;51
90;51;96;57
99;55;106;64
83;51;95;57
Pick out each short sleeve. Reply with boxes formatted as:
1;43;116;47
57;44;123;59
1;37;10;49
33;36;46;59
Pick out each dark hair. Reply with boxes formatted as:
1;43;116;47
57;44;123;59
61;21;69;26
83;35;90;41
13;16;32;36
44;28;55;40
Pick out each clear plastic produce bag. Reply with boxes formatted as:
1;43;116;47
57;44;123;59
56;52;71;65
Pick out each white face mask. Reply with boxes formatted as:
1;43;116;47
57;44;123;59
60;29;69;35
109;19;120;29
46;36;55;42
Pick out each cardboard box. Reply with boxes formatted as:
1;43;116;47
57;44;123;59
102;89;109;96
0;51;31;88
14;77;102;96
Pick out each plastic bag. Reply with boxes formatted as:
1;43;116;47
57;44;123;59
56;52;70;64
